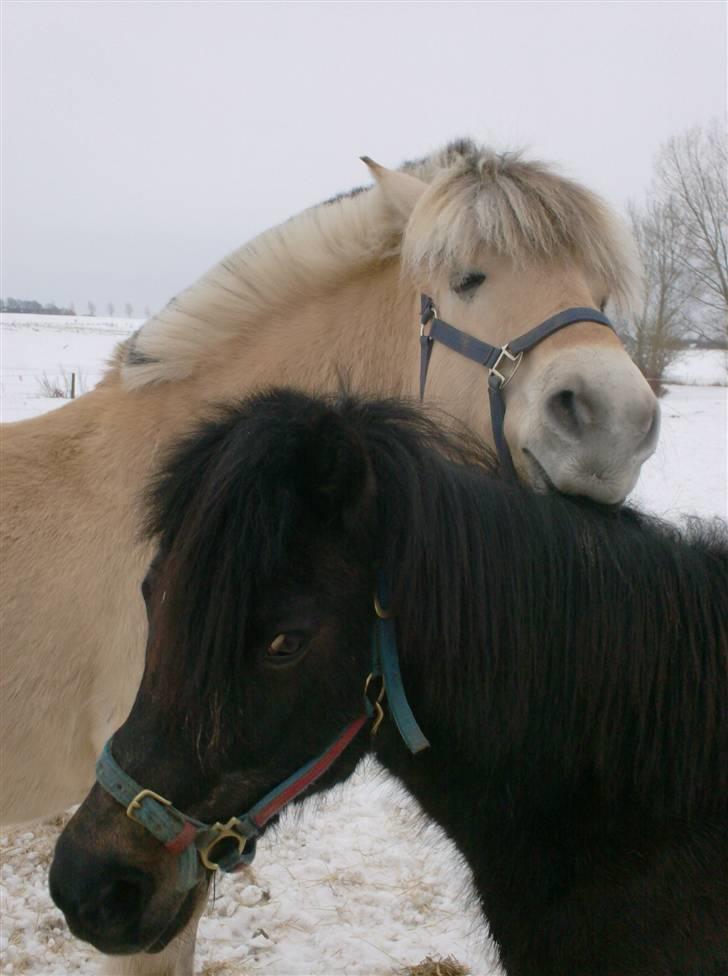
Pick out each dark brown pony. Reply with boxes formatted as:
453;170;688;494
52;391;726;976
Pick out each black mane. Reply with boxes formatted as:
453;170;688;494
146;390;728;817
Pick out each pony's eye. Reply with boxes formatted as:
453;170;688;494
599;297;609;313
452;271;486;296
267;633;306;658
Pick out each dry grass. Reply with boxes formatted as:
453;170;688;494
402;955;471;976
36;368;85;398
202;963;250;976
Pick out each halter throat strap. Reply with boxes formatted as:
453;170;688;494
419;296;614;478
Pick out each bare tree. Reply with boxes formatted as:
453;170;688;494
656;122;728;342
87;300;96;317
124;302;134;318
626;196;694;392
107;301;115;317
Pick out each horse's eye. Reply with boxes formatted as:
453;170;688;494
267;633;306;658
599;296;609;313
452;271;486;296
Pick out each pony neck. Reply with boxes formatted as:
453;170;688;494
374;470;727;822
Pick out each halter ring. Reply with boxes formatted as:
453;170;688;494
126;789;172;824
419;303;437;337
198;817;249;871
489;345;523;389
364;672;386;735
373;592;394;619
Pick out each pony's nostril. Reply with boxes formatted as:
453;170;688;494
53;855;154;937
94;873;151;926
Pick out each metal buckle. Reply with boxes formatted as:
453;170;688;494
198;818;249;872
364;673;386;736
489;345;523;388
126;789;172;824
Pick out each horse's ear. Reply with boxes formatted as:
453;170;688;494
361;156;428;220
298;413;373;526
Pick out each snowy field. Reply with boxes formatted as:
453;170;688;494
0;313;142;423
1;314;726;976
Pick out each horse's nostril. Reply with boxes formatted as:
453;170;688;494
546;387;593;438
558;390;575;414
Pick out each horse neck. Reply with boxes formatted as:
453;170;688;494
84;259;417;499
207;259;418;399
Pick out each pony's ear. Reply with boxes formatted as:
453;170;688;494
297;413;373;526
361;156;428;220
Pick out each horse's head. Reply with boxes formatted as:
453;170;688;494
368;149;659;503
50;392;384;955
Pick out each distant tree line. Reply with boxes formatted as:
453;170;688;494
624;120;727;392
1;298;150;318
1;298;75;315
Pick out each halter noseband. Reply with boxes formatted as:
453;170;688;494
419;295;614;478
95;574;428;891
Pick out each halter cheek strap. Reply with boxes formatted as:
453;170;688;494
95;574;429;891
419;296;614;478
372;574;429;753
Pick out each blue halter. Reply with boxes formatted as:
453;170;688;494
95;573;428;890
419;296;614;478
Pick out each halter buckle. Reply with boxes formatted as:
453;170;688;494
126;788;173;824
198;817;251;871
489;345;523;388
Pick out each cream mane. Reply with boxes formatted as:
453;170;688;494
120;139;641;390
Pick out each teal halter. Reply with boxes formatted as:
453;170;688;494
95;574;429;890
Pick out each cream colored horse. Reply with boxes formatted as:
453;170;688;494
1;140;657;973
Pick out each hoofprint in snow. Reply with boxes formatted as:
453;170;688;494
0;314;726;976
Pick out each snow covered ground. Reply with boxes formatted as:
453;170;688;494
663;348;727;387
1;765;491;976
0;313;141;423
1;315;726;976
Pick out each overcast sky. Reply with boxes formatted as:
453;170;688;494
2;1;725;315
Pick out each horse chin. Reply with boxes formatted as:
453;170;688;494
521;449;628;505
520;449;558;494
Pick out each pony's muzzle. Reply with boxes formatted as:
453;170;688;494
49;835;155;954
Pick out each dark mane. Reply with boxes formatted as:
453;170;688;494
146;390;728;816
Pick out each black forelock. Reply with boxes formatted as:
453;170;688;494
141;389;490;732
